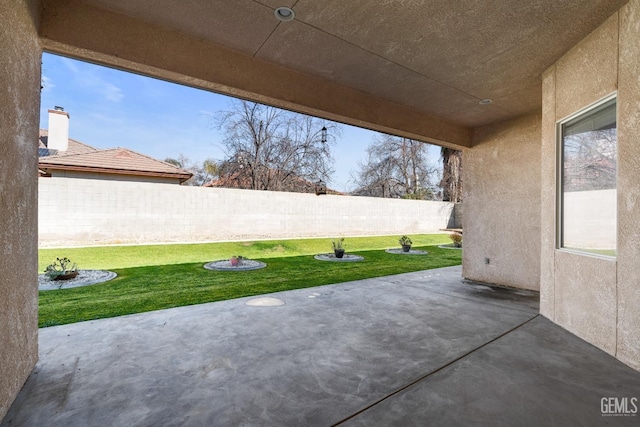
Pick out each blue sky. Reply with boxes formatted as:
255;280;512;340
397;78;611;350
40;52;438;191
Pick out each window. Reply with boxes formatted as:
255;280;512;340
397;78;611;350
559;96;617;257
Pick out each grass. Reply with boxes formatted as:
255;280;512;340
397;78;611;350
563;247;616;257
38;235;450;270
39;235;461;328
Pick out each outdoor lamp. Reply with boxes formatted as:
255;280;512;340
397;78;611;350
315;179;327;196
321;126;327;144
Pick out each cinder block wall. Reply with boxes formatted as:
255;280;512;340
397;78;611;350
563;189;616;249
0;0;40;420
39;178;455;246
450;203;463;229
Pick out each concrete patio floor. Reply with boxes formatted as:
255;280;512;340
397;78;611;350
3;266;639;426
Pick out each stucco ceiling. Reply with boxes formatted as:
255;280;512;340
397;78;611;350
80;0;626;128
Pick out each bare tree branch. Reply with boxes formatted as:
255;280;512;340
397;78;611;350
351;134;438;199
164;155;219;186
563;128;616;192
216;100;339;192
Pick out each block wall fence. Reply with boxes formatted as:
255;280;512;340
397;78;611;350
39;177;458;246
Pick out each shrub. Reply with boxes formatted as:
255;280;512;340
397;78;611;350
230;255;246;266
399;235;412;246
44;257;78;279
332;238;345;250
449;233;463;248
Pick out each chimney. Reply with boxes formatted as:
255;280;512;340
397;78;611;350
47;106;70;152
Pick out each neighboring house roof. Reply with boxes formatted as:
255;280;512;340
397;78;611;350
38;130;192;183
39;130;99;157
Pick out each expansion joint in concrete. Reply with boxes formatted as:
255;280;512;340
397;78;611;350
331;314;540;426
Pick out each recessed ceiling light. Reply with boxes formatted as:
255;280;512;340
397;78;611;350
274;7;295;22
479;98;493;105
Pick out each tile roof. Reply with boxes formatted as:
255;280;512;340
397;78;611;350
39;130;98;157
38;129;192;182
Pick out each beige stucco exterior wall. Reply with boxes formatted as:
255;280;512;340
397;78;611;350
463;113;541;290
38;177;455;246
0;0;41;420
617;0;640;373
541;1;640;370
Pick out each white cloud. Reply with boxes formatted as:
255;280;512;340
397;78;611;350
88;112;126;125
60;57;80;73
59;57;124;103
102;83;124;102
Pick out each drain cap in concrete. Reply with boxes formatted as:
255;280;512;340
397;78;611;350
245;297;285;307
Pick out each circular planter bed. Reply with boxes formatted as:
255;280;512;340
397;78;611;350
438;244;463;250
204;260;267;271
38;270;117;291
385;248;429;255
314;253;364;262
53;271;79;281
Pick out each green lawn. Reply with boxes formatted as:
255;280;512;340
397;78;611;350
563;247;616;257
39;235;461;328
38;235;450;270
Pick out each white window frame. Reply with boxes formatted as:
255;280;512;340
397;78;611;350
555;93;617;258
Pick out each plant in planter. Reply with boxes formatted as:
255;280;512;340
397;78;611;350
44;257;78;281
399;235;413;252
332;238;346;258
229;255;246;267
449;233;463;248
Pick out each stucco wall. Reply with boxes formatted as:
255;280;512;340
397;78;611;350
450;203;463;229
463;114;541;290
541;1;640;370
616;0;640;374
39;177;455;246
0;0;40;420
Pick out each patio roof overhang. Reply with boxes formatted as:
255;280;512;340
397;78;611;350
38;0;627;149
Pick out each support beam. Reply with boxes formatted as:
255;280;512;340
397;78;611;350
39;0;471;149
0;0;41;420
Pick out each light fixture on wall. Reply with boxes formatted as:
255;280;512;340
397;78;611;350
274;7;295;22
315;179;327;196
314;126;328;195
479;98;493;105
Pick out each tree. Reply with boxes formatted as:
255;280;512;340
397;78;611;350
164;155;219;186
351;134;438;199
562;128;616;192
216;100;339;192
439;147;463;202
164;154;189;170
